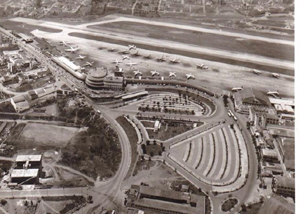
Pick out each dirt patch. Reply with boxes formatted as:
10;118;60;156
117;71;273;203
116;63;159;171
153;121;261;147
133;159;156;176
54;166;94;187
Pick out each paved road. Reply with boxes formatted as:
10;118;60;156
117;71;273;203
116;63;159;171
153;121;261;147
0;187;88;199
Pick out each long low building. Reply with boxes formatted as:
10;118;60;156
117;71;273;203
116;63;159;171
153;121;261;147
52;56;86;80
126;185;206;214
11;169;39;184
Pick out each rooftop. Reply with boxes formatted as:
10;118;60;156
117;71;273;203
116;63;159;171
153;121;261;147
16;155;42;162
88;68;107;79
258;194;295;214
234;88;271;107
269;98;294;106
262;149;278;158
57;56;80;71
11;169;39;178
275;176;295;189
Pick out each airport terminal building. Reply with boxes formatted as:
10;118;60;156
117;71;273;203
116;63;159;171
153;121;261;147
86;67;124;89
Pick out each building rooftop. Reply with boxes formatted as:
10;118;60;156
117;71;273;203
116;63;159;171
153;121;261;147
11;169;39;178
16;155;42;162
275;176;295;189
282;138;294;170
133;198;204;214
88;68;107;79
258;194;294;214
269;98;294;106
262;149;278;158
234;88;271;107
57;56;80;71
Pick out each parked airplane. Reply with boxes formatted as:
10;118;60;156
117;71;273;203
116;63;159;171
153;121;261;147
253;69;262;75
65;47;79;53
231;86;243;92
267;90;280;97
125;61;138;67
156;55;166;62
169;72;177;78
272;73;281;78
108;47;115;52
186;73;195;79
128;45;137;50
132;51;140;57
150;70;160;76
196;64;208;69
116;67;124;73
118;50;129;54
144;54;152;59
170;58;180;63
76;55;86;60
134;70;142;76
59;41;70;46
113;59;122;65
122;55;130;60
83;61;94;67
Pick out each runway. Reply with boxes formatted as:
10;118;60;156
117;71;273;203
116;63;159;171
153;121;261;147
8;16;294;97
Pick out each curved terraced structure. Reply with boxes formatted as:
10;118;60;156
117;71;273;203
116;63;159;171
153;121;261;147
85;68;108;88
168;124;247;189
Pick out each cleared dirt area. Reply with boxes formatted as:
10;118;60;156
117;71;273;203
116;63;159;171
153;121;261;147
88;21;294;61
69;32;294;75
19;123;79;148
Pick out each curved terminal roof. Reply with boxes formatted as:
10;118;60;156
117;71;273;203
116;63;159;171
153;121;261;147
87;68;108;79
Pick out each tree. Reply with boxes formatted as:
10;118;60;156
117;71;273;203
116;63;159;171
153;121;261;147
223;94;228;107
36;0;42;8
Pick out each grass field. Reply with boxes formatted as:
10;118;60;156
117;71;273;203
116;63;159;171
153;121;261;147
146;122;195;141
19;123;79;148
88;21;294;61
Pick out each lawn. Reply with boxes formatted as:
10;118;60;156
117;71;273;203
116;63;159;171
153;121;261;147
146;121;197;141
19;123;79;148
221;198;238;212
